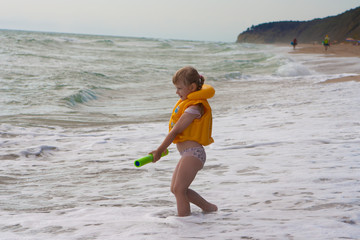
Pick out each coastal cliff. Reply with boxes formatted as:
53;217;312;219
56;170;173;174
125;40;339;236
237;7;360;44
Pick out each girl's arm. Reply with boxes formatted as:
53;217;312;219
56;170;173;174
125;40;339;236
150;111;199;162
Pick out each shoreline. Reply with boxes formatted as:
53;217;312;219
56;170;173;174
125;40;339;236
289;43;360;83
320;75;360;84
290;43;360;58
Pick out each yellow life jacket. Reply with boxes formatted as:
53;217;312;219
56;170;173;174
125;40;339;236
169;84;215;146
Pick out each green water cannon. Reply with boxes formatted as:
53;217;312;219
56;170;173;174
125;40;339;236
134;149;169;167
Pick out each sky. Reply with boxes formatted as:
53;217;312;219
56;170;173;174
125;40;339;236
1;0;359;42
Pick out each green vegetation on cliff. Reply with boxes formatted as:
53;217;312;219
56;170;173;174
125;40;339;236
237;7;360;44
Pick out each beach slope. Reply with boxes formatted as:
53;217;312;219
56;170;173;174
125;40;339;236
290;43;360;83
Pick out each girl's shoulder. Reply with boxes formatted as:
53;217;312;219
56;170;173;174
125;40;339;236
185;104;203;118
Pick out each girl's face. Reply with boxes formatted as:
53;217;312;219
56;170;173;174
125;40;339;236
174;81;196;100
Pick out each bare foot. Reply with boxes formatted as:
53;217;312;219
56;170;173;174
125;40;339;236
203;203;218;213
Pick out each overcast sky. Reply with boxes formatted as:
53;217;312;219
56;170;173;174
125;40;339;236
1;0;359;42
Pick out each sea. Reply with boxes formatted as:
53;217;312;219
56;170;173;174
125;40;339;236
1;29;360;240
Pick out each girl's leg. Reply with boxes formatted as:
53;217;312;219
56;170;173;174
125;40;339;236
187;189;218;213
171;156;217;216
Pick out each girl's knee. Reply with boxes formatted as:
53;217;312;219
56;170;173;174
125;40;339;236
171;184;187;196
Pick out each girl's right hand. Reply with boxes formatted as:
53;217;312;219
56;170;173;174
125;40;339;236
149;150;161;163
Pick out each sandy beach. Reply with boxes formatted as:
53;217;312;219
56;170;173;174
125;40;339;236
290;43;360;83
292;43;360;57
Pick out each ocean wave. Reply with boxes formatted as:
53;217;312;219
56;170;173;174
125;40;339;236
157;40;173;49
20;145;57;157
222;71;251;81
63;89;99;107
94;39;115;45
276;62;312;77
16;36;66;47
83;71;108;79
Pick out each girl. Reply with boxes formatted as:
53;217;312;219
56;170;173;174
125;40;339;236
150;66;218;217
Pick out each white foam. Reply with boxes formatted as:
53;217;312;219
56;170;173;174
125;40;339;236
2;74;360;239
276;61;312;77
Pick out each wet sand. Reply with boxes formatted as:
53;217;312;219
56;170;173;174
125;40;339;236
321;75;360;84
290;43;360;83
291;43;360;58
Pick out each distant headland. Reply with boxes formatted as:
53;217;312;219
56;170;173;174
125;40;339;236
237;6;360;44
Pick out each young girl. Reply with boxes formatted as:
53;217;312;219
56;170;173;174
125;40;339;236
150;66;218;217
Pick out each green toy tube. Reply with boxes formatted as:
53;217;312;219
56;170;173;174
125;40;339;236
134;149;169;168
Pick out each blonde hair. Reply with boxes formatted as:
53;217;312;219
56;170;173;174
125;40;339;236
172;66;205;90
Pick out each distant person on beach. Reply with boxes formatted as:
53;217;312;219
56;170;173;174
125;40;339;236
323;35;330;51
291;38;297;50
150;66;218;217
